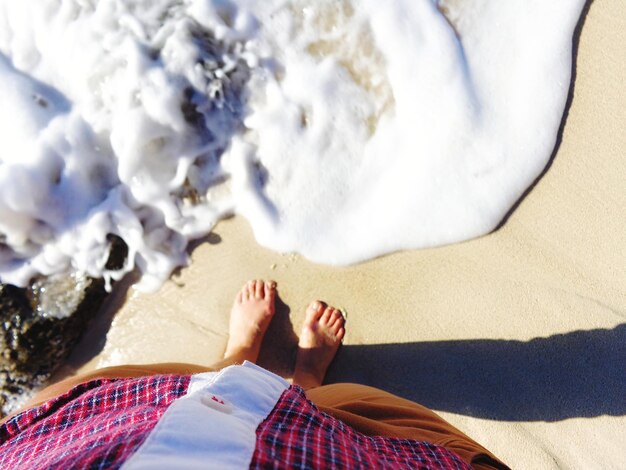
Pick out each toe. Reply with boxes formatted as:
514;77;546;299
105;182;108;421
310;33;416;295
330;316;344;333
306;301;324;322
254;280;264;299
320;307;334;325
330;310;342;322
236;290;243;304
245;280;255;300
330;312;343;327
264;281;276;300
336;327;345;341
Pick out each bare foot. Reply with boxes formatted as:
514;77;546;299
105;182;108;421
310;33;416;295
293;301;345;389
224;280;277;363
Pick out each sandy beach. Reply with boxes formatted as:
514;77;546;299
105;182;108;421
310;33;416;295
61;0;625;467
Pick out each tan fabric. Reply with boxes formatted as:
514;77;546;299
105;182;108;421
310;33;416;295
306;383;509;470
5;364;509;469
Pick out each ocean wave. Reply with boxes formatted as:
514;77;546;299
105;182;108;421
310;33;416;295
0;0;585;290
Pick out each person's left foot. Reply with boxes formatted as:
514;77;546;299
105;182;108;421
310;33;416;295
224;280;277;363
293;301;345;389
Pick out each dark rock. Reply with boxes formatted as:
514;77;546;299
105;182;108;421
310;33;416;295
0;235;128;417
0;276;107;416
105;233;128;271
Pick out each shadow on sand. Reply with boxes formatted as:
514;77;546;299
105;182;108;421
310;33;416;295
325;324;626;422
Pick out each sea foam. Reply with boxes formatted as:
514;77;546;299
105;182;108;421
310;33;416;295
0;0;586;290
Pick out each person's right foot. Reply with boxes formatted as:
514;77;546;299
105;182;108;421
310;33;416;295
224;280;276;364
293;301;345;389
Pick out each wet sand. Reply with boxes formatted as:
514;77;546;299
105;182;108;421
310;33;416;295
62;0;625;467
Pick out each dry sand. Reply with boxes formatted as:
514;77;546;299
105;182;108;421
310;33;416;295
62;0;625;467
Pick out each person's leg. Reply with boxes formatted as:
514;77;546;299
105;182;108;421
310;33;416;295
216;279;277;367
17;280;277;412
292;300;345;389
290;301;506;469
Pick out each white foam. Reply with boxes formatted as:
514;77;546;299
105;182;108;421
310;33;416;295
0;0;585;290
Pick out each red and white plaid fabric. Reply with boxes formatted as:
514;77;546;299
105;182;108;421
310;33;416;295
252;386;471;469
0;375;470;469
0;375;189;469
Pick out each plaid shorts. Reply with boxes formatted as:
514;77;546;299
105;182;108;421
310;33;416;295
0;374;470;469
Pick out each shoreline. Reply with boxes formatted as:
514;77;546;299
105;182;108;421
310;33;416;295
59;0;626;468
